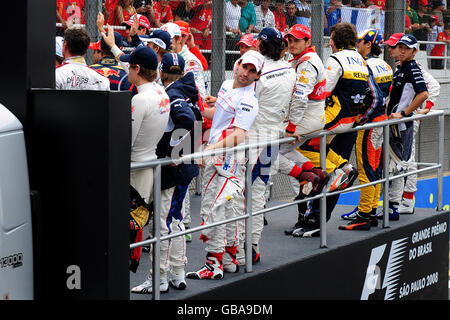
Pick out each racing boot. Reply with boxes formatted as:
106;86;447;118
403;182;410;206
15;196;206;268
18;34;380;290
131;275;169;294
338;211;371;231
186;253;224;280
340;206;359;221
339;162;358;190
234;243;261;265
284;201;312;235
369;208;378;227
223;246;240;273
168;271;187;290
326;168;347;192
377;202;400;221
252;243;260;263
399;197;415;214
292;214;320;238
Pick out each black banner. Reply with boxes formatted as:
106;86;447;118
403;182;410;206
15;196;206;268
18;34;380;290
189;211;449;300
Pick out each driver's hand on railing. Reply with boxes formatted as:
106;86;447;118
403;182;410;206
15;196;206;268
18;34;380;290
285;132;301;144
417;108;430;115
388;112;403;120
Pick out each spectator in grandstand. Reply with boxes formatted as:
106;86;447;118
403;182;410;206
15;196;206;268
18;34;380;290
431;0;446;26
190;0;213;50
226;0;242;37
55;36;64;67
90;30;138;93
324;0;342;36
386;34;428;221
56;0;85;29
173;0;198;23
383;32;441;216
169;0;182;11
185;50;264;281
365;0;383;28
153;0;174;27
430;23;450;69
427;15;443;67
339;28;392;230
285;1;299;28
254;0;277;33
373;0;385;10
274;0;289;33
112;0;137;26
133;0;156;24
351;0;363;8
293;0;311;28
55;27;110;91
238;0;257;34
132;52;200;294
406;0;421;34
414;0;433;50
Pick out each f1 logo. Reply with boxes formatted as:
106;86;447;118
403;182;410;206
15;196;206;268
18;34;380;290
361;238;408;300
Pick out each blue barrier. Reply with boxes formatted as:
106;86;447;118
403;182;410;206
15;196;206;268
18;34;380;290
338;175;450;211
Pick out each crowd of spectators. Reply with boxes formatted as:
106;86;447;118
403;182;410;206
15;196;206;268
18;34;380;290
56;0;450;67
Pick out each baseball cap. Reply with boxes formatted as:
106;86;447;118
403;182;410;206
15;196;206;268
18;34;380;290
160;53;185;74
147;29;172;50
418;0;429;6
258;27;283;44
430;15;439;23
122;14;151;30
239;50;265;73
237;34;258;47
285;24;312;40
397;34;419;50
160;22;182;38
119;46;158;70
384;33;405;46
56;36;64;58
358;29;383;46
89;40;101;51
433;0;445;8
174;20;190;36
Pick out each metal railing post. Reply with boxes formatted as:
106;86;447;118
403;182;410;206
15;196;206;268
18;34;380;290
437;114;444;211
244;148;253;272
383;124;390;228
152;164;162;300
320;134;327;248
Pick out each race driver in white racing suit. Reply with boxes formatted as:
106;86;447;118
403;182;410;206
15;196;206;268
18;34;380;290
186;50;265;280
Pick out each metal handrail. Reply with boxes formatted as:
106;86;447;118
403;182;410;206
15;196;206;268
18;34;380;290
130;109;445;299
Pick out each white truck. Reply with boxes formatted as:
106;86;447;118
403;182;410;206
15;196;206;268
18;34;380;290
0;104;33;299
